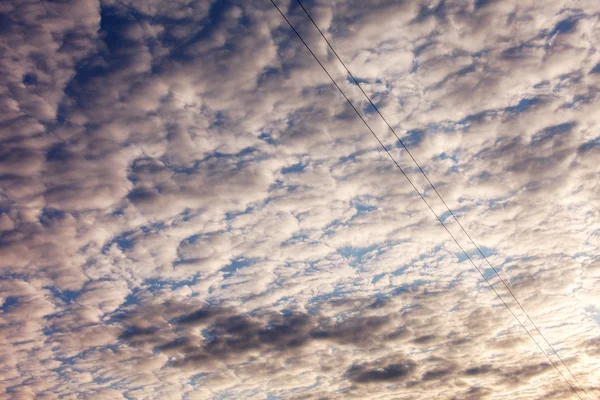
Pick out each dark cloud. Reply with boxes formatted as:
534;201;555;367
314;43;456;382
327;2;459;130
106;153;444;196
464;364;493;376
309;314;391;345
450;386;493;400
412;334;438;345
112;296;544;394
421;366;455;381
117;301;399;369
344;357;417;383
502;362;553;384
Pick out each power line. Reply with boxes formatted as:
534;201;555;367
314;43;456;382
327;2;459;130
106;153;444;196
294;1;592;398
268;0;588;398
292;1;592;399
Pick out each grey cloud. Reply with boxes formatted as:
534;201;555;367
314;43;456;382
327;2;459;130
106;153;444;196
464;364;493;376
421;366;454;381
309;314;391;345
501;362;553;385
412;333;438;345
110;290;560;395
116;301;398;369
344;357;417;383
451;386;493;400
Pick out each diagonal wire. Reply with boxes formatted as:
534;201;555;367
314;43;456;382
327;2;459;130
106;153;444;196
268;0;586;398
292;1;592;398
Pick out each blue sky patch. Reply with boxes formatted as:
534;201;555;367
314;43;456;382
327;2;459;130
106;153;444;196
438;210;452;223
39;208;66;226
392;264;411;276
281;162;306;175
363;102;378;114
45;286;80;305
142;275;199;292
45;143;71;162
401;129;425;147
121;291;140;308
531;122;576;144
257;66;281;86
103;231;136;253
579;137;600;152
220;258;257;277
506;97;540;113
585;306;600;325
354;203;376;214
2;296;19;312
337;244;379;266
455;246;496;264
190;373;210;386
308;285;347;307
433;152;458;163
258;131;276;145
22;72;38;87
474;0;492;9
549;17;579;37
347;75;370;85
372;273;386;284
389;279;429;296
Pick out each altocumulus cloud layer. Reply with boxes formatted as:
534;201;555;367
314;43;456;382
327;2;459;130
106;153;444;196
1;0;600;398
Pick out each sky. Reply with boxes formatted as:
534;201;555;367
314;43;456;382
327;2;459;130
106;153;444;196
1;0;600;399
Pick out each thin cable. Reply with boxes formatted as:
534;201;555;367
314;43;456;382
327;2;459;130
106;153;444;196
293;1;592;398
268;1;585;398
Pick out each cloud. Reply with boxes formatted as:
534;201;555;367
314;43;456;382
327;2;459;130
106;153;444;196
344;357;417;383
1;0;600;398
